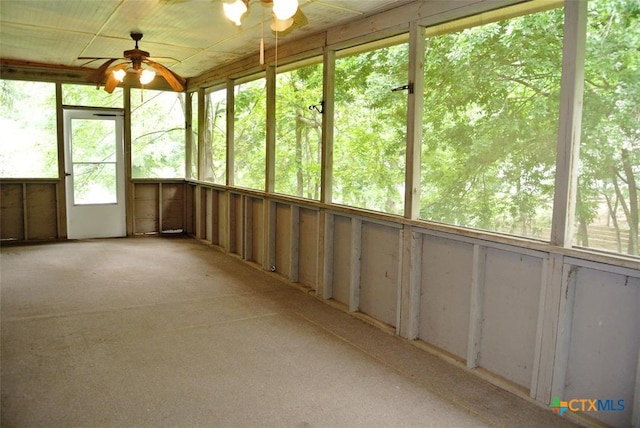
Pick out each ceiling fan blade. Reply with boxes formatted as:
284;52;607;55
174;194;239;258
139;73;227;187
145;59;186;92
271;7;308;35
103;63;128;93
86;58;119;84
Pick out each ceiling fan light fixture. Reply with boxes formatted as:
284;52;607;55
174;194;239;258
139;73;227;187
272;0;298;20
223;0;249;26
270;17;294;32
113;68;127;82
139;69;156;85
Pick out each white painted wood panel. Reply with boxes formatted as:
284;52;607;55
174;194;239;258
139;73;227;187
359;221;400;327
275;203;291;277
332;215;352;306
251;198;264;265
563;268;640;428
298;208;318;289
479;248;543;389
419;235;473;360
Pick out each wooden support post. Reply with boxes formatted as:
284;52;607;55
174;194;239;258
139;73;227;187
226;79;235;187
197;88;205;182
398;226;422;339
320;49;335;204
550;0;587;247
55;82;67;238
265;66;276;193
185;92;193;180
467;244;486;368
349;217;362;312
319;211;334;300
530;253;564;402
550;263;578;400
123;87;133;236
404;21;425;220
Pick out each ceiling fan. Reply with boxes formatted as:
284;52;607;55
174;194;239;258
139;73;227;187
224;0;308;34
80;32;186;94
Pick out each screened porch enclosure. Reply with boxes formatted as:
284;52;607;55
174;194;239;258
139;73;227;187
1;1;639;427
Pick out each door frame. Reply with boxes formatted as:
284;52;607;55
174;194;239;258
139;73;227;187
63;107;127;239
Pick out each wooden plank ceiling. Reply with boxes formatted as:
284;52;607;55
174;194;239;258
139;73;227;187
0;0;413;80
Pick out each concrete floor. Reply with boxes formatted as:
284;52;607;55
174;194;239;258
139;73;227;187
1;236;579;427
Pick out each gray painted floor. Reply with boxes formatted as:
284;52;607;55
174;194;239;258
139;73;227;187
1;236;579;427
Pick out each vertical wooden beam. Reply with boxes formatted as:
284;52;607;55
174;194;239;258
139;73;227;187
197;88;206;181
124;87;133;236
265;66;276;193
398;226;422;339
467;244;486;368
55;82;67;239
551;263;578;400
550;0;587;247
289;205;300;282
404;21;425;220
320;49;335;204
185;91;193;180
226;79;235;187
349;217;362;312
530;253;564;402
319;211;334;299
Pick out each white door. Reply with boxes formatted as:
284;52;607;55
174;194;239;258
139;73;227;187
64;108;126;239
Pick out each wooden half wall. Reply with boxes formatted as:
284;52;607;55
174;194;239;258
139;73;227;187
190;182;640;428
1;179;187;240
0;180;60;241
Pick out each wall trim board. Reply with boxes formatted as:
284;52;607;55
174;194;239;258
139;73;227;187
564;257;640;279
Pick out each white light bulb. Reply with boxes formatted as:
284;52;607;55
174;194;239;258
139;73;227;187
272;0;298;21
139;69;156;85
223;0;248;26
112;68;126;82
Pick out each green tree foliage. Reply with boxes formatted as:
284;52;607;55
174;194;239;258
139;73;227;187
69;118;119;204
275;64;323;199
203;88;227;183
0;80;58;178
62;84;123;108
234;78;266;189
579;0;639;255
420;7;563;239
334;43;409;215
131;89;185;178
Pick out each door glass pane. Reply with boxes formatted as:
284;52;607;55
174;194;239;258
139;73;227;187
72;163;117;204
71;118;117;205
